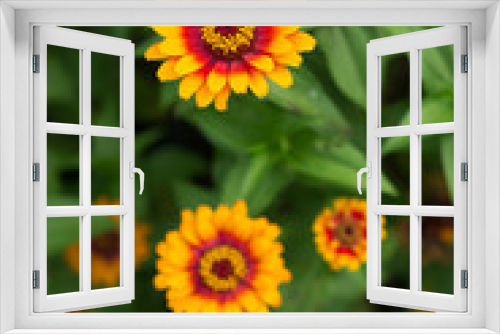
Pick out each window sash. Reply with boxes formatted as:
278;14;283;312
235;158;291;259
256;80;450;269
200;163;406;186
366;26;468;312
33;26;136;313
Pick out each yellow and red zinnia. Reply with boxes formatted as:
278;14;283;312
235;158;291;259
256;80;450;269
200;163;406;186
145;26;316;111
313;198;385;272
154;200;291;312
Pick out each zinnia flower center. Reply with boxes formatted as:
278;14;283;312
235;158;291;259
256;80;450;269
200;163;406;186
91;231;120;261
198;244;248;292
332;218;361;247
201;26;256;59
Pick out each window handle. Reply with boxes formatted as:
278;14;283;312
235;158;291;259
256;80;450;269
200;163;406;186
357;162;371;195
129;162;144;195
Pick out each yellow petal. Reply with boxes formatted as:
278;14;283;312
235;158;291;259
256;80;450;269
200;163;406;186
145;43;168;60
157;60;181;82
289;31;316;52
249;237;280;258
255;286;282;308
275;26;299;36
179;73;204;100
267;66;293;88
239;290;269;312
252;274;280;290
175;54;206;76
213;204;231;230
184;295;207;313
195;205;217;241
167;287;193;301
161;271;192;289
200;299;219;313
160;233;192;267
347;258;361;272
245;54;274;73
153;275;169;290
232;199;248;218
152;26;183;38
248;71;269;98
207;62;228;94
274;52;302;67
229;68;249;94
180;209;201;246
334;198;349;213
169;297;188;313
159;39;187;56
214;85;231;112
195;84;215;108
265;38;293;55
222;300;242;312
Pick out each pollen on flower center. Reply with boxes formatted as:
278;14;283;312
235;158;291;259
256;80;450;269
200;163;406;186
198;244;248;292
201;26;256;59
329;217;361;247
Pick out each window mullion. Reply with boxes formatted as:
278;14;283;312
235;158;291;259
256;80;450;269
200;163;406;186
81;48;92;294
409;48;421;294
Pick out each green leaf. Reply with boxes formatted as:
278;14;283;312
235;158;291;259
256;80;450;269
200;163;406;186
440;134;454;197
421;44;454;95
317;27;368;107
171;181;218;210
382;98;454;155
135;128;162;154
267;66;350;133
181;97;307;154
221;153;291;216
380;26;433;37
328;141;367;170
160;80;180;109
143;147;207;183
288;150;398;196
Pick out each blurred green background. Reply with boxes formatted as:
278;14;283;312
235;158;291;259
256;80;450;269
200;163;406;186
46;26;454;312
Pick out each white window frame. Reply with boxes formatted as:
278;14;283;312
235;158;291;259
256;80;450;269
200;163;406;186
0;1;499;333
366;26;468;312
33;26;136;313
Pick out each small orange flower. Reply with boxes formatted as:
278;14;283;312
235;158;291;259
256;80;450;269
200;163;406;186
144;26;316;111
313;198;385;272
154;200;291;312
65;197;151;287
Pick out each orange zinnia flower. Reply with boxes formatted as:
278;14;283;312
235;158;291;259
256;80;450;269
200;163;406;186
313;198;386;272
154;200;291;312
145;26;316;111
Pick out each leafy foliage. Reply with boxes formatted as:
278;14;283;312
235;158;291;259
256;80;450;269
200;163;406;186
46;26;455;312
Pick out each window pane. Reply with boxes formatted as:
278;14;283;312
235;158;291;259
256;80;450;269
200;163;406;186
91;216;121;290
91;52;120;127
381;136;410;205
47;134;80;206
421;216;453;295
421;45;454;124
47;45;80;124
421;133;454;206
381;215;410;290
47;217;80;295
381;52;410;127
91;136;121;204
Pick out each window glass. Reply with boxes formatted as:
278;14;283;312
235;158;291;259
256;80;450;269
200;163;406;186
47;217;80;295
91;52;121;127
47;133;80;206
47;45;80;124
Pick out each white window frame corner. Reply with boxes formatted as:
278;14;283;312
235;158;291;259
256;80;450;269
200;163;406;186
0;1;499;333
